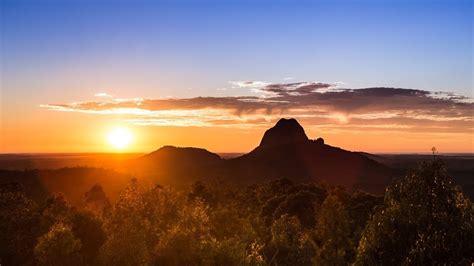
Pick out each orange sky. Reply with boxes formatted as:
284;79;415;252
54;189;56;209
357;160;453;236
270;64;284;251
1;105;472;154
1;82;473;154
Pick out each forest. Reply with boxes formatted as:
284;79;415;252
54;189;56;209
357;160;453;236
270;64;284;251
2;0;473;264
1;159;473;265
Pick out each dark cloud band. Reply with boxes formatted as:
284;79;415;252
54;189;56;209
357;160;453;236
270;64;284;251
41;82;473;133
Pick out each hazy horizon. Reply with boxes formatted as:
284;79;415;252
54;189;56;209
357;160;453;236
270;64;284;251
1;2;473;264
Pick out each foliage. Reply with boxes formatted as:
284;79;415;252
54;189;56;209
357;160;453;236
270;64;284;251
355;160;474;265
99;179;152;265
1;160;473;265
83;184;111;216
266;215;316;265
0;183;41;265
313;192;353;265
34;222;82;266
38;194;106;264
70;211;106;264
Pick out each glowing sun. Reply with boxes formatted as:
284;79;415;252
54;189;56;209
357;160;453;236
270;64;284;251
107;128;133;150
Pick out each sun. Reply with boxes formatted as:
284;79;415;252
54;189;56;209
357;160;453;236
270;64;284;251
107;127;133;150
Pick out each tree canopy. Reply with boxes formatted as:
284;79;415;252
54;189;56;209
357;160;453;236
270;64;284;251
1;160;472;265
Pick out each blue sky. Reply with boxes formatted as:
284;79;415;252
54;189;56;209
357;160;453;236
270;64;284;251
2;0;472;102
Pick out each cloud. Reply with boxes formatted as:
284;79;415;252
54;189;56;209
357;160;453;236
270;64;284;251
42;82;473;134
260;82;336;96
94;92;113;98
229;80;271;88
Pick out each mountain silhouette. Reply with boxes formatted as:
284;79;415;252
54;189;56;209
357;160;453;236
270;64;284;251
141;146;222;166
259;118;309;147
133;118;393;193
130;146;224;185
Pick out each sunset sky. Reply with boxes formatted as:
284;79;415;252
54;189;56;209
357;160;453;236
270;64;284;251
1;0;472;153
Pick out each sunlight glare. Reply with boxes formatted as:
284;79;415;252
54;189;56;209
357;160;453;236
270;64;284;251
107;127;133;150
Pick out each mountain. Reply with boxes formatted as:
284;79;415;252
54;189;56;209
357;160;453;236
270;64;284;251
132;118;393;193
259;118;309;147
223;118;392;192
140;146;222;166
130;146;224;186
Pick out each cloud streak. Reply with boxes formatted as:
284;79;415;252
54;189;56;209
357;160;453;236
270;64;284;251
41;82;473;134
94;92;113;98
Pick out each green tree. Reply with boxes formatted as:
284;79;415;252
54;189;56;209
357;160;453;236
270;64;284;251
34;222;82;266
142;185;183;242
266;214;316;266
71;211;106;264
355;161;474;265
100;179;151;265
39;193;106;264
273;190;321;228
0;183;41;265
38;194;74;237
346;191;383;239
188;181;218;207
154;199;214;265
83;183;111;216
313;192;353;265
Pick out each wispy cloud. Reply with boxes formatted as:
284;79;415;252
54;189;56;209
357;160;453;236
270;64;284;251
229;80;271;88
42;82;473;134
94;92;113;98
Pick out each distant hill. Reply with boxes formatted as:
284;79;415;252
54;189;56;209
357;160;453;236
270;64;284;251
129;146;224;186
362;153;474;199
2;118;473;203
131;118;393;193
0;168;133;205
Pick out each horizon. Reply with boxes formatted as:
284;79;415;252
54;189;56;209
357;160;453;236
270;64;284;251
1;116;472;153
1;152;474;156
1;1;474;265
1;0;473;153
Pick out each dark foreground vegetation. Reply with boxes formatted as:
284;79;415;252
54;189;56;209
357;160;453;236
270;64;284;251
1;160;473;265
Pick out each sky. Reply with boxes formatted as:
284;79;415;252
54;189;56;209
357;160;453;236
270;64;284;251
0;0;473;153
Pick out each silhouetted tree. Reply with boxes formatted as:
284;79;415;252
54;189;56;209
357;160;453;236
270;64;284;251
100;179;151;265
273;190;321;228
3;159;472;266
70;211;105;264
83;184;111;216
154;198;213;264
0;183;41;265
355;160;474;265
34;222;82;266
346;191;383;238
188;180;218;207
313;192;353;265
39;194;72;234
266;215;316;265
37;193;106;264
